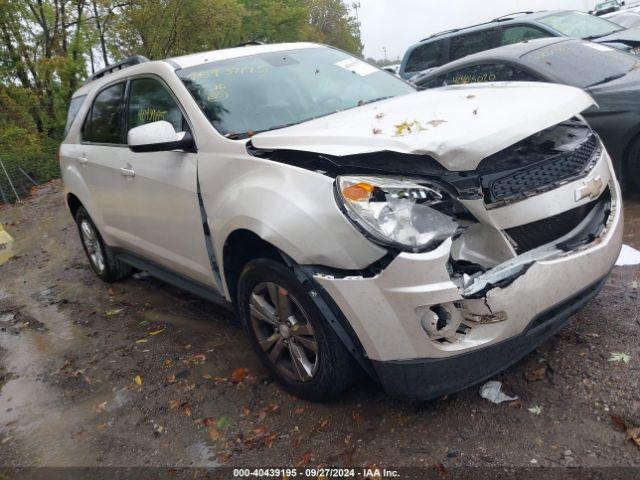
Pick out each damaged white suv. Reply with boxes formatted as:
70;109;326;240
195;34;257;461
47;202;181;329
60;43;623;401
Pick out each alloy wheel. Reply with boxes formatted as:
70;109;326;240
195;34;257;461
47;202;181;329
249;282;320;382
79;219;106;273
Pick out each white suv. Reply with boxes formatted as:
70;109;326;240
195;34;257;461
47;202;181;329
60;42;623;402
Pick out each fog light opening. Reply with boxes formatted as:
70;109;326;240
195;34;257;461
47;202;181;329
419;304;463;341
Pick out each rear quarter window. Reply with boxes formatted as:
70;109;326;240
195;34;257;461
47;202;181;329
404;40;443;74
64;95;87;136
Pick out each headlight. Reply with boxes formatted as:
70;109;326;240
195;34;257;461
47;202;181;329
336;176;459;252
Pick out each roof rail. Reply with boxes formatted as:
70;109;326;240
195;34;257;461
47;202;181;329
85;55;149;84
420;28;462;42
419;11;538;42
492;11;535;21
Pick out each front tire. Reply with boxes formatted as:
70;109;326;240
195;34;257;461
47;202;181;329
237;258;357;402
75;206;132;283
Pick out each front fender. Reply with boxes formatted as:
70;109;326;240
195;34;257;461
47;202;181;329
203;157;387;292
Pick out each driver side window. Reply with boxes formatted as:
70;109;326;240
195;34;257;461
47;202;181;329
128;78;186;132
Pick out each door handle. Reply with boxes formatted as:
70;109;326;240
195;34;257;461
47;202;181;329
76;156;88;166
120;165;135;178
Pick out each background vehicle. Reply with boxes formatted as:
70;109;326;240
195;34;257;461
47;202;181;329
411;38;640;190
604;10;640;28
399;10;640;79
61;43;622;402
591;0;625;16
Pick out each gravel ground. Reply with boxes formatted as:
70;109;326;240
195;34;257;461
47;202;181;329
0;183;638;474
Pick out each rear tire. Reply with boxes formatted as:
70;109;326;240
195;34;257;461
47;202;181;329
75;206;132;283
237;258;357;402
625;138;640;193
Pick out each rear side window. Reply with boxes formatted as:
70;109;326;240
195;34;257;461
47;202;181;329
64;95;86;136
500;25;550;46
83;82;126;144
404;41;443;74
450;29;496;61
420;63;539;89
128;78;185;132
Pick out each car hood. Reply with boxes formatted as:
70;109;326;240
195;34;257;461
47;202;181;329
251;83;595;171
595;27;640;44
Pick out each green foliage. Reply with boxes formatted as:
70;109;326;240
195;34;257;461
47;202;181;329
0;0;362;203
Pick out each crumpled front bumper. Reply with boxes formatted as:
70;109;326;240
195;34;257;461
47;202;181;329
314;149;623;400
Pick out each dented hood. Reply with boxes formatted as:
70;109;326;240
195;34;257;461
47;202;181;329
251;82;595;171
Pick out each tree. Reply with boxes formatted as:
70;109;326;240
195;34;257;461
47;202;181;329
304;0;363;55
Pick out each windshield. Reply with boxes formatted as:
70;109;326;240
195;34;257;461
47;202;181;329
521;40;640;88
605;12;640;29
177;47;415;138
538;11;624;39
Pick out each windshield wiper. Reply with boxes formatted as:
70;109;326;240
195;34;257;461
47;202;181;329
585;29;624;40
588;72;626;87
357;95;394;107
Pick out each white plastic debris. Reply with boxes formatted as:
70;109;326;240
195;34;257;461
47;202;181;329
479;380;518;404
616;245;640;267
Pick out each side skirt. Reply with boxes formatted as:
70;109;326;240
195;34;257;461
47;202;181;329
114;249;231;310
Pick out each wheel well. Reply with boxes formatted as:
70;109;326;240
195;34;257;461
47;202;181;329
223;230;282;305
67;193;83;218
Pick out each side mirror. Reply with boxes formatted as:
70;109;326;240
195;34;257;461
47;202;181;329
128;120;196;153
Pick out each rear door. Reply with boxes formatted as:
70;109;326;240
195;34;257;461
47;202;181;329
121;76;213;285
78;81;131;243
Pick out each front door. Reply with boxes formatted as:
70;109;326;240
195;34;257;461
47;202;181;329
120;76;214;286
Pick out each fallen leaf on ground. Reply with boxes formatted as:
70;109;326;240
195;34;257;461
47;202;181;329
133;375;142;386
169;399;179;410
96;423;108;430
524;366;546;382
105;308;125;317
1;436;13;444
627;427;640;447
148;327;166;336
296;451;315;466
241;405;251;416
612;414;627;431
609;352;631;364
528;405;543;415
185;353;206;364
217;416;231;430
217;452;232;463
181;402;192;417
352;410;363;423
95;401;107;412
294;407;305;415
164;359;173;366
135;339;148;344
231;368;247;383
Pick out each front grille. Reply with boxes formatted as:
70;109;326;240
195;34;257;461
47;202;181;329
505;198;599;253
483;135;598;205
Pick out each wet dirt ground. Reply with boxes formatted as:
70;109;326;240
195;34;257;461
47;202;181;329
0;183;639;471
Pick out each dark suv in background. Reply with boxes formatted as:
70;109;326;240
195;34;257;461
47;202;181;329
399;10;640;79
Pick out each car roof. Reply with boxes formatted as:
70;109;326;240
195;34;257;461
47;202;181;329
415;10;563;43
168;42;323;69
71;42;325;97
415;37;574;79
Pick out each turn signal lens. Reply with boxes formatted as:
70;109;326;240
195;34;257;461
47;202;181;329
342;182;374;202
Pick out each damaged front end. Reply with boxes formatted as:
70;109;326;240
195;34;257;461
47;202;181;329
295;119;622;400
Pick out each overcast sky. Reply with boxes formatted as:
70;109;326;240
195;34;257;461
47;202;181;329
357;0;599;61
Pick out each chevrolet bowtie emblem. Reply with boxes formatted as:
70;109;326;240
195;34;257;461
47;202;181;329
575;176;603;202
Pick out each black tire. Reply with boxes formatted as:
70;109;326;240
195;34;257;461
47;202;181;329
75;206;132;283
625;138;640;193
237;258;357;402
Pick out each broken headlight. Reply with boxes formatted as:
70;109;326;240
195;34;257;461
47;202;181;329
336;176;459;252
